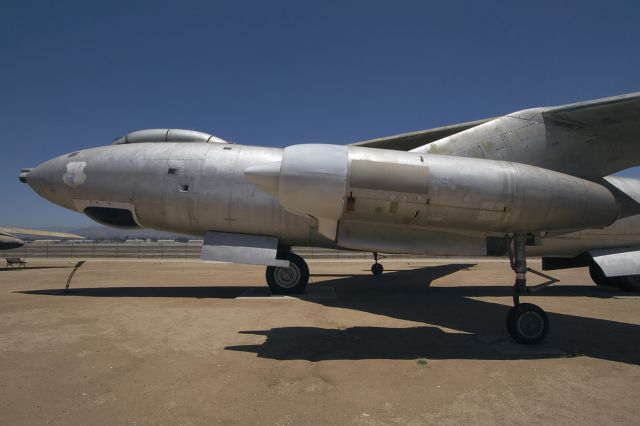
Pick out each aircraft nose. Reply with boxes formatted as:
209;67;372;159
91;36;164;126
0;235;25;250
24;155;77;210
19;168;32;183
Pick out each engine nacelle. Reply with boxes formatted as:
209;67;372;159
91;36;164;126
245;144;620;241
245;144;349;239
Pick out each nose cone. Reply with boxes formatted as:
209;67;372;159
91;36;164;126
24;155;80;211
0;235;25;250
19;168;32;183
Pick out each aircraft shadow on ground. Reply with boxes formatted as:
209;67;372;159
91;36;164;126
19;286;257;299
227;264;640;365
17;263;640;365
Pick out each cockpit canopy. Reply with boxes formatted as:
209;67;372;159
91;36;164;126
113;128;229;145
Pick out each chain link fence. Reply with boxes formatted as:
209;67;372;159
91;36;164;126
0;241;405;260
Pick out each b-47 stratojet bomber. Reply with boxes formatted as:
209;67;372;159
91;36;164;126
21;92;640;344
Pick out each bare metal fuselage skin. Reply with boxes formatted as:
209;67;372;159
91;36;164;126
27;143;327;246
25;140;640;258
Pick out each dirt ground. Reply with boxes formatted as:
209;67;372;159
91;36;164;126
1;258;639;425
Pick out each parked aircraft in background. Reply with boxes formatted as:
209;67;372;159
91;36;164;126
0;227;83;250
21;92;640;344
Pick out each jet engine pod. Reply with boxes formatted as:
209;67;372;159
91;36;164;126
245;144;349;239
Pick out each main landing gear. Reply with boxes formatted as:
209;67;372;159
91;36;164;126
265;250;309;294
371;252;384;276
506;234;558;344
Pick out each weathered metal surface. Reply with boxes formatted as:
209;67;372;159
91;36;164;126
337;221;486;255
24;139;627;255
201;231;289;267
21;92;640;265
351;117;496;151
410;92;640;181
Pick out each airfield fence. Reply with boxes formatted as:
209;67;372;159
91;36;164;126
0;241;398;260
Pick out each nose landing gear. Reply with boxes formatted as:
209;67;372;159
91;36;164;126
506;234;557;344
371;252;384;276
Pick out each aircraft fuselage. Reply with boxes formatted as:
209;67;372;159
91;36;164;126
24;141;640;258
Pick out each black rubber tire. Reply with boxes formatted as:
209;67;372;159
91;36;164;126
505;305;517;339
506;303;549;345
265;253;309;295
612;275;640;292
371;263;384;276
589;263;610;287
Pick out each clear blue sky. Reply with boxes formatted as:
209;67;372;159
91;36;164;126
1;0;639;227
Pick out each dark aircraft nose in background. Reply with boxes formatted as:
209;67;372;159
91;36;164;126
0;234;25;250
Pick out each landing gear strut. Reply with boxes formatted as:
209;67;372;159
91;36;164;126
505;234;553;344
265;251;309;295
371;252;384;276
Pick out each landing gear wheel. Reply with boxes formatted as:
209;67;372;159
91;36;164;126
371;263;384;276
506;303;549;344
265;253;309;295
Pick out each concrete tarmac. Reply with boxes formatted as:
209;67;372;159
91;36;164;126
1;259;639;425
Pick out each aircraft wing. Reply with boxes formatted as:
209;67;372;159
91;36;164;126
350;117;495;151
0;227;84;239
541;92;640;136
351;92;640;152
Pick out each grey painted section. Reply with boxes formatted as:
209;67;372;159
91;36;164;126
201;231;289;267
350;159;429;193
